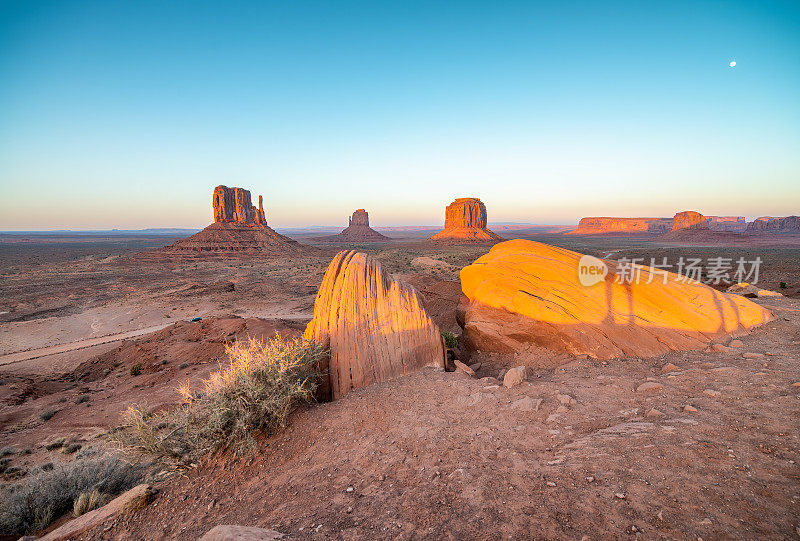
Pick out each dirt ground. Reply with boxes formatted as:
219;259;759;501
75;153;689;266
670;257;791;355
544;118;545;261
1;232;799;539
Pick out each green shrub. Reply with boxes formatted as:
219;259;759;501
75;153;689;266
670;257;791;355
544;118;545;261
0;448;18;458
779;282;787;289
75;395;89;404
117;334;324;463
45;438;65;451
442;331;458;349
130;363;143;376
0;454;144;535
39;410;56;422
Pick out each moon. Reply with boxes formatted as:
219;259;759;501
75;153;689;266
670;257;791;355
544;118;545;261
729;61;737;67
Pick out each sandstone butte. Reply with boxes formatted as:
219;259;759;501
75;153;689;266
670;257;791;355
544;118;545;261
746;215;800;233
670;210;708;231
568;217;672;235
164;185;306;254
304;250;445;400
429;198;502;242
327;209;390;242
458;239;773;360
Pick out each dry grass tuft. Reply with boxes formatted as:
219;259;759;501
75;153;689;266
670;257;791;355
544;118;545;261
117;334;324;463
72;488;108;517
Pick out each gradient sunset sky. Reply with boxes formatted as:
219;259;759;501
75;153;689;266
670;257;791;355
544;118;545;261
1;1;799;230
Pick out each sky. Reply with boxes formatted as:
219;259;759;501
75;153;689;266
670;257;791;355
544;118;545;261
1;0;799;230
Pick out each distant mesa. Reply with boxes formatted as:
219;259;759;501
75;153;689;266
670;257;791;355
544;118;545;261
746;215;800;234
163;185;307;254
428;198;502;242
457;239;772;361
706;216;747;232
670;210;708;231
305;250;445;400
568;217;671;235
321;209;390;243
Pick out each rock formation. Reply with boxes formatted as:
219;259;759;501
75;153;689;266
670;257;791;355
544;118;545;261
304;250;445;400
671;210;708;231
164;186;307;254
429;198;502;241
746;216;800;233
458;239;772;360
568;217;672;235
322;209;390;242
706;216;747;232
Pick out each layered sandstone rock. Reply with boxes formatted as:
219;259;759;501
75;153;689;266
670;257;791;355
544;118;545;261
324;209;390;242
429;198;502;241
746;215;800;233
458;239;772;360
568;217;671;235
706;216;747;232
671;211;708;231
304;250;445;400
164;186;306;254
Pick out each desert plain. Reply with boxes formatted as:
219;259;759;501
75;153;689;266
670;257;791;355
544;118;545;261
1;218;799;540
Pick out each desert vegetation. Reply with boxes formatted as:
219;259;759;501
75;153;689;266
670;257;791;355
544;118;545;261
0;452;144;535
117;334;325;464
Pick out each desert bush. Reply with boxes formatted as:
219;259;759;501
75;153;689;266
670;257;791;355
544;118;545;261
75;394;90;404
39;409;56;422
0;447;18;458
117;334;324;463
130;363;143;376
442;331;458;349
73;488;109;517
780;281;787;289
0;454;144;535
45;438;65;451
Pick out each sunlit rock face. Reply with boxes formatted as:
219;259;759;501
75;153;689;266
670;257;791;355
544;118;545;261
213;185;267;225
568;217;672;235
429;198;502;241
458;240;772;360
164;186;305;253
671;210;708;231
305;250;445;400
329;209;389;242
746;215;800;233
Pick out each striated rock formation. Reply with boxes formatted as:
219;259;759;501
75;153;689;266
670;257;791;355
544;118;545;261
304;250;445;400
429;198;502;241
323;209;390;242
746;216;800;233
164;186;306;254
458;239;772;360
671;210;708;231
568;217;672;235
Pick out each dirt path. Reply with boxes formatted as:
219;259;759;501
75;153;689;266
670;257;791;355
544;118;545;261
0;324;171;367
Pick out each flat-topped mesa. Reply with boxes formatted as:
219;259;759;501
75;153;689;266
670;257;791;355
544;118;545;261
304;250;445;400
163;185;306;254
671;210;708;231
568;217;671;235
325;209;390;242
429;198;502;242
746;215;800;233
213;185;267;225
706;216;747;232
458;239;773;361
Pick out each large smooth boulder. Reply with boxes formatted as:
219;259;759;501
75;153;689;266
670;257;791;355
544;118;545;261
458;240;772;360
305;250;445;399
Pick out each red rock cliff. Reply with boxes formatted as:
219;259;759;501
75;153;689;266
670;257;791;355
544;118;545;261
429;198;501;241
213;186;267;225
671;211;708;231
569;217;672;235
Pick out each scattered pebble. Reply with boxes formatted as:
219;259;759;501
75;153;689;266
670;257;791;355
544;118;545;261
728;339;744;348
615;493;626;499
683;405;698;412
661;363;680;373
646;408;665;418
703;389;722;398
636;382;664;392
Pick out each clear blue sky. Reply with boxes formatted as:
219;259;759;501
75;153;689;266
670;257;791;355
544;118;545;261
1;0;799;229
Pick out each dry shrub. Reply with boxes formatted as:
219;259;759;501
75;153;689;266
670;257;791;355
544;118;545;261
117;334;324;463
72;488;108;517
0;454;144;536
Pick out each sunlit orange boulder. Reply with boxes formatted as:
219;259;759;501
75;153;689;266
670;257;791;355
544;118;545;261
459;240;772;359
305;250;445;400
429;198;502;242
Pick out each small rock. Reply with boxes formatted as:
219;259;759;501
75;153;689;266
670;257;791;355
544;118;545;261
728;339;744;348
546;481;556;487
615;492;626;499
711;344;732;353
555;406;569;413
503;366;527;388
703;389;721;398
743;352;765;359
510;396;542;412
683;405;698;412
346;486;354;493
646;408;665;418
556;393;576;406
585;476;595;483
699;518;712;526
453;359;475;377
468;362;482;372
661;363;680;373
792;382;800;387
497;369;507;381
636;382;664;393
